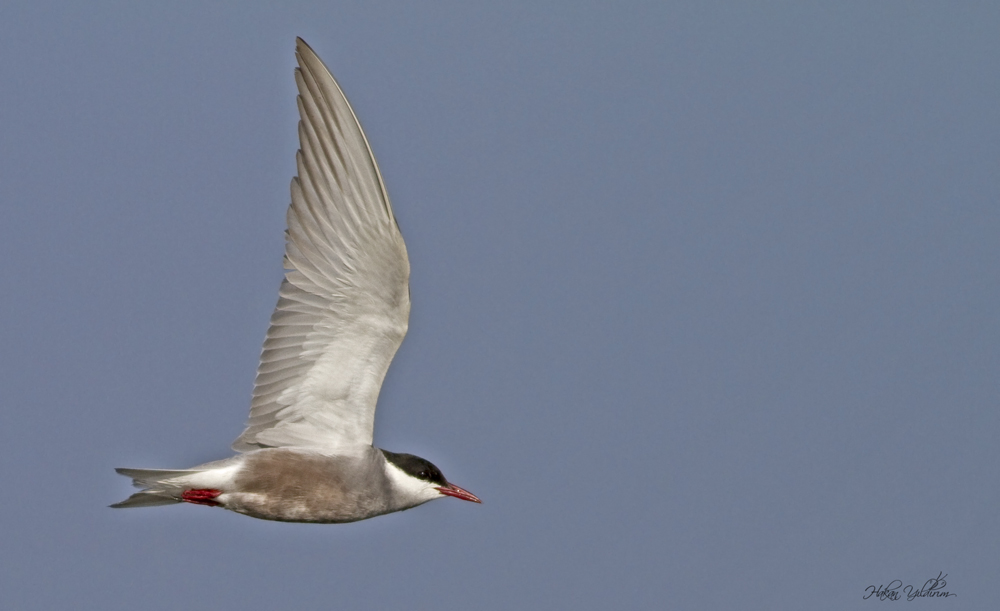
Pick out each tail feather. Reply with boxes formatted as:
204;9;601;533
112;459;238;509
112;466;205;509
110;491;181;508
115;467;201;489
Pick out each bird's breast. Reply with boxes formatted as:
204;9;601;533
221;448;391;523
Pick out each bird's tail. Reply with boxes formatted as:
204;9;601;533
110;467;203;508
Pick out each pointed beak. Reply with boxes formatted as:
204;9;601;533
436;483;482;503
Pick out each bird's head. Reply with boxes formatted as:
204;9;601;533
381;450;481;505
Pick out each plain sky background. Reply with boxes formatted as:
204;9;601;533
1;2;998;609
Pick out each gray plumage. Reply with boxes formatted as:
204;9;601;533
112;38;480;523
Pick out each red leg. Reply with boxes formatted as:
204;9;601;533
181;489;222;506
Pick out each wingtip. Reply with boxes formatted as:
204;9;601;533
296;37;314;56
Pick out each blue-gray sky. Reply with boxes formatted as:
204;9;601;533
1;2;998;609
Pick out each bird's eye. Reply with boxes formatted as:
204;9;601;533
419;470;428;478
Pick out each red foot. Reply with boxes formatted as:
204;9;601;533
181;489;222;506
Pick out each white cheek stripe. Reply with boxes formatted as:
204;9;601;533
383;461;444;503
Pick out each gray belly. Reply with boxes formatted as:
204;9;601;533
221;448;393;523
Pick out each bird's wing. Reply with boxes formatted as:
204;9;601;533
232;38;410;454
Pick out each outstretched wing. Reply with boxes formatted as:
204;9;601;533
232;38;410;454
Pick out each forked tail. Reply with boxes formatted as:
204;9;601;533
111;467;202;508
